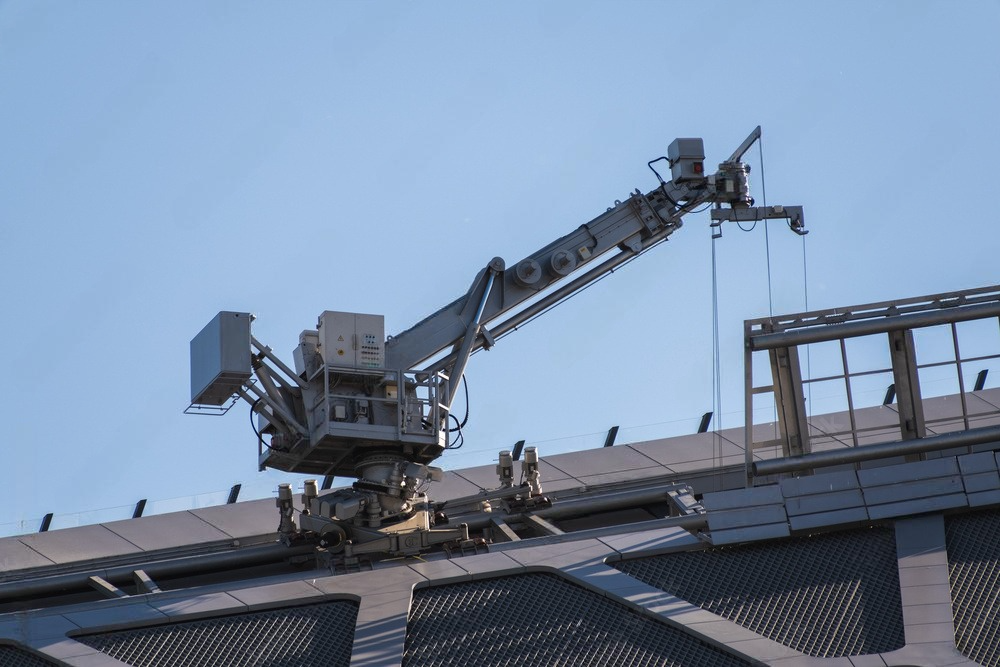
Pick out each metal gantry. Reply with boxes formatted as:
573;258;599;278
745;284;1000;482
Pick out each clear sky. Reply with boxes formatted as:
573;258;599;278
2;1;999;532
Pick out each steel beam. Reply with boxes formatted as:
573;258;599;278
748;300;1000;351
889;329;926;458
87;575;127;599
752;424;1000;476
770;344;810;457
489;516;520;543
523;513;565;536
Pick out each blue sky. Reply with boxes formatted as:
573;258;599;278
2;1;999;530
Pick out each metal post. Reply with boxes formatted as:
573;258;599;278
975;369;989;391
744;320;754;487
697;412;713;433
322;475;335;490
770;344;810;458
603;426;619;448
511;440;525;461
39;513;53;533
227;484;242;505
888;330;926;462
132;499;147;519
840;339;860;448
952;322;971;433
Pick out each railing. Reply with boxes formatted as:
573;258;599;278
745;284;1000;482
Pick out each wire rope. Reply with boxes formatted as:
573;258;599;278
802;232;812;410
758;138;774;318
711;229;723;470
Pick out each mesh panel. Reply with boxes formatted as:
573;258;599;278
403;572;750;667
77;600;358;667
614;527;904;657
947;509;1000;667
0;646;60;667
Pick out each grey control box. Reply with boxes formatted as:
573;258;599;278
190;311;252;405
667;137;706;183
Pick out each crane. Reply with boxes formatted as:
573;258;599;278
187;126;806;558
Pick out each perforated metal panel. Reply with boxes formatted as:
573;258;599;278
0;645;59;667
403;572;750;667
614;527;904;657
77;600;358;667
947;509;1000;667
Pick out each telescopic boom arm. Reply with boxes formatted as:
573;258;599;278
188;127;805;481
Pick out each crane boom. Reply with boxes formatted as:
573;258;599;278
186;127;807;558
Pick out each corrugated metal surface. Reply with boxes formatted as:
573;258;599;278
948;509;1000;667
403;572;750;667
614;527;904;657
0;646;59;667
77;601;358;667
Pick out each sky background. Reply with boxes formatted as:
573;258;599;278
3;1;1000;533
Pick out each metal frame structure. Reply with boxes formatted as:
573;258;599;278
745;284;1000;482
185;127;808;560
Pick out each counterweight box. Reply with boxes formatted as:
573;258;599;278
190;311;253;405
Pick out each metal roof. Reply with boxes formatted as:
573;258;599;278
4;386;1000;664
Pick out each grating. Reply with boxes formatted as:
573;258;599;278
0;645;59;667
77;600;358;667
614;527;904;657
947;509;1000;667
403;571;751;667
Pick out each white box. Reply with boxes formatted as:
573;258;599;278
317;311;385;369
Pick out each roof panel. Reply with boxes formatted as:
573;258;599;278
0;538;55;572
188;499;275;541
17;525;142;564
102;512;232;552
543;444;664;479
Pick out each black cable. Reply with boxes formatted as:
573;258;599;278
647;156;684;209
250;398;272;450
458;375;469;428
647;156;669;184
445;414;464;449
446;375;470;432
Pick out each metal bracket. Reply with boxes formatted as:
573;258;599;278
710;205;807;235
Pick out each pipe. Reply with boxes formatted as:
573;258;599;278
727;125;762;162
455;485;680;531
749;300;1000;351
0;542;315;604
240;384;307;437
251;336;308;389
445;267;497;407
752;424;1000;476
